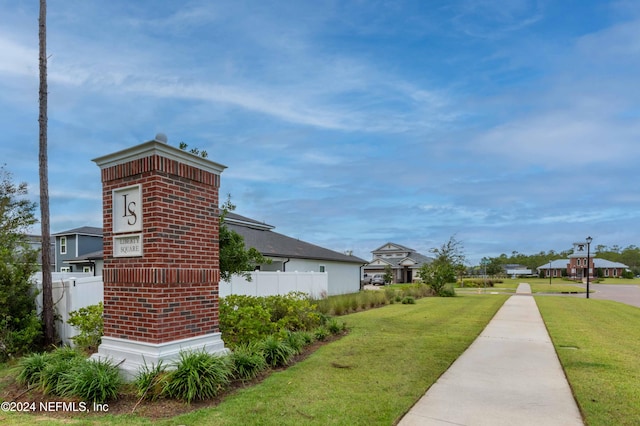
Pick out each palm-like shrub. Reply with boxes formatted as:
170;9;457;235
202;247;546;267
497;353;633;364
258;336;295;368
56;358;121;403
134;360;169;401
164;350;232;403
230;343;267;381
327;318;345;335
16;352;49;386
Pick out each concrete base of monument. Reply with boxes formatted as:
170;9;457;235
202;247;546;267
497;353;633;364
91;333;229;380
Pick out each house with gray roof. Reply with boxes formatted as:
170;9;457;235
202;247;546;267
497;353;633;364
225;213;367;294
364;242;433;283
55;214;367;295
537;242;629;279
52;226;103;273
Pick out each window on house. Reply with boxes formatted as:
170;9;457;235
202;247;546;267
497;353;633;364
613;269;618;276
605;269;609;277
319;265;326;273
83;266;92;273
60;267;70;272
60;237;67;254
553;270;557;277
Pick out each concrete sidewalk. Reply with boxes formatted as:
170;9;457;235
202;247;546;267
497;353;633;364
397;283;584;426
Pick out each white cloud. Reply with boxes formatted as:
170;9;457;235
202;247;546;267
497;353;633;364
0;34;37;77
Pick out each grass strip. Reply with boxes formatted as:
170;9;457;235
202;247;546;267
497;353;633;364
166;295;507;426
536;297;640;426
2;295;507;425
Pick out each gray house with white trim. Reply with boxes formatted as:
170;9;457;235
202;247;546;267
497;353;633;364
225;213;367;294
52;226;103;273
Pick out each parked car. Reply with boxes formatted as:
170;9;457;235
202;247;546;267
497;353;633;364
362;273;373;285
371;274;385;285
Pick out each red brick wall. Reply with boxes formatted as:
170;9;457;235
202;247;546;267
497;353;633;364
100;154;221;344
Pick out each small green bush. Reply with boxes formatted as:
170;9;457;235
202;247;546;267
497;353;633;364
219;295;275;347
460;279;499;288
296;330;315;346
165;350;232;403
134;360;169;401
16;352;49;386
230;343;267;381
265;292;323;332
0;312;43;360
40;354;84;395
67;302;103;353
220;293;323;348
326;318;345;335
16;346;84;393
282;331;306;355
57;358;121;403
438;285;456;297
258;336;295;368
314;326;329;341
401;296;416;304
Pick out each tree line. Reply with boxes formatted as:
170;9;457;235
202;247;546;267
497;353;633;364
473;246;640;277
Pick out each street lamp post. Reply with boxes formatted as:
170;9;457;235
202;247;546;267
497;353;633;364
549;260;552;285
586;236;592;299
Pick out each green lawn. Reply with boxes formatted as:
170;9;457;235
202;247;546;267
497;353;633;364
458;278;586;294
536;297;640;426
1;295;508;426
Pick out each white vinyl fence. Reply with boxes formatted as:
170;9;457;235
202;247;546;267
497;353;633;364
31;271;328;345
33;273;103;346
220;271;328;298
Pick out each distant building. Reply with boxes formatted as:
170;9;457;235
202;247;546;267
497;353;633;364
363;242;433;283
52;214;366;294
537;242;629;279
224;213;367;295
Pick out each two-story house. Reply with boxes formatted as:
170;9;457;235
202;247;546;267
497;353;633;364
52;226;103;274
363;242;433;283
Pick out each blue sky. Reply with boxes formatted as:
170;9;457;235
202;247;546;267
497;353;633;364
1;0;640;264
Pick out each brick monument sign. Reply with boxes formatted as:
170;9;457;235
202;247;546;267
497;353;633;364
92;135;228;378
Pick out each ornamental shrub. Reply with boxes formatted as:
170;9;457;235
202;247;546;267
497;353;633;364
164;350;233;403
134;360;169;401
57;358;121;403
67;302;103;353
219;295;275;347
230;342;267;381
258;335;295;368
220;292;324;347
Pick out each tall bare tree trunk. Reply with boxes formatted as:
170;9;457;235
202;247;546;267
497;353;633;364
39;0;54;345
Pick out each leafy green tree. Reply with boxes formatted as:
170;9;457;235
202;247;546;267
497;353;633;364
0;166;43;359
219;196;270;282
484;257;504;276
418;236;465;296
383;264;393;285
177;144;269;281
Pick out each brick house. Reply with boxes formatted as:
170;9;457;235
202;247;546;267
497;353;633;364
537;243;629;279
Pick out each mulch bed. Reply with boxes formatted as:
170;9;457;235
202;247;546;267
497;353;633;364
0;334;343;421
